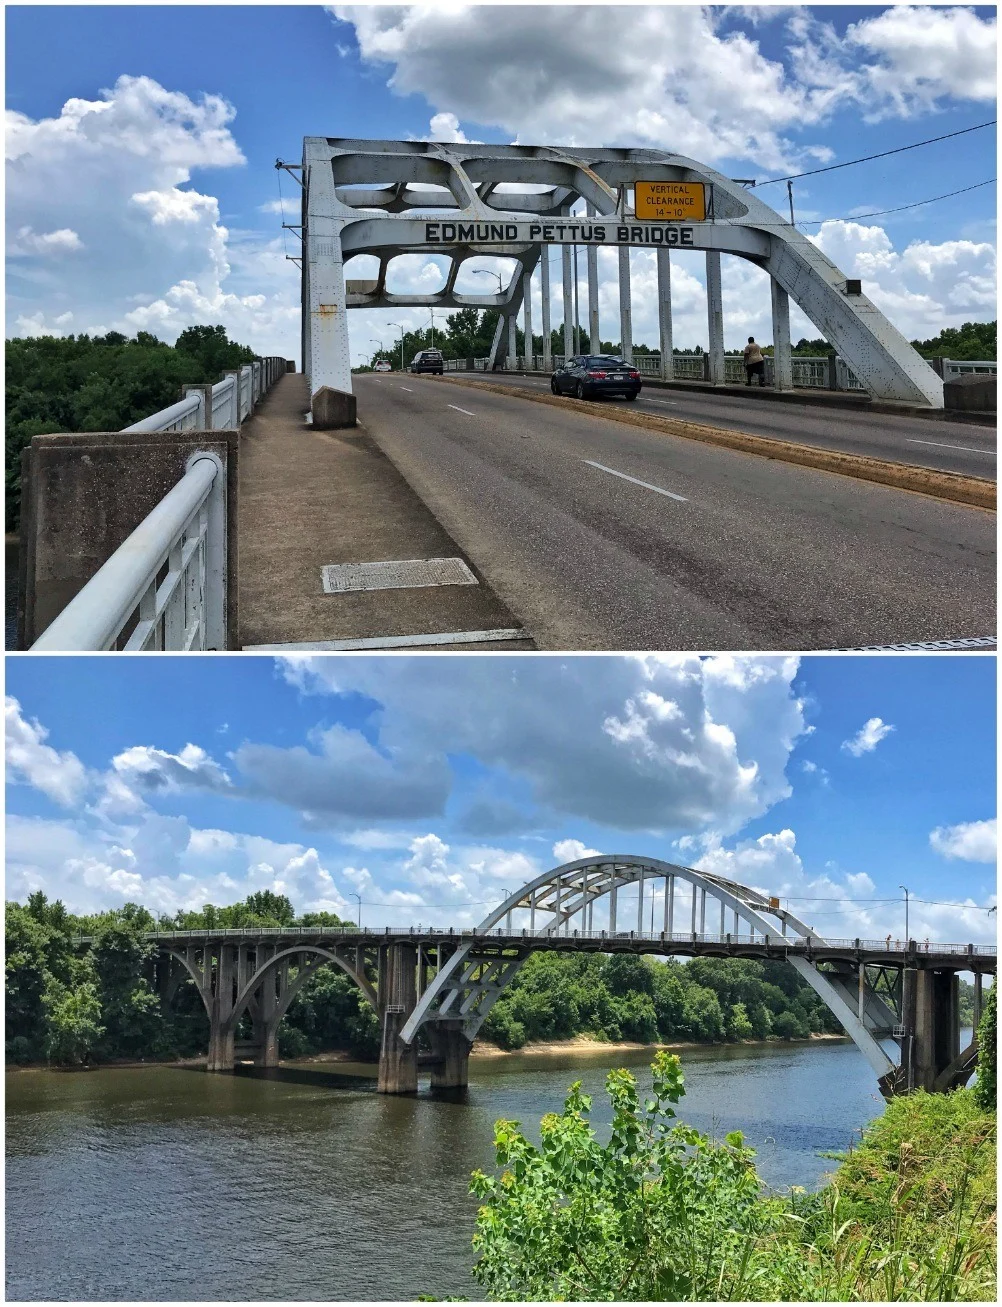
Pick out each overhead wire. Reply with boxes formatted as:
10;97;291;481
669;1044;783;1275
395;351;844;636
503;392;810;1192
755;119;997;186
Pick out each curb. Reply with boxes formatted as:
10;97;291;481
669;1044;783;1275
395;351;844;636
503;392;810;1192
487;369;997;426
432;375;996;512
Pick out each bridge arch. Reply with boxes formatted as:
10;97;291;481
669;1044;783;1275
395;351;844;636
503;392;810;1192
399;855;896;1080
223;944;378;1038
304;136;944;410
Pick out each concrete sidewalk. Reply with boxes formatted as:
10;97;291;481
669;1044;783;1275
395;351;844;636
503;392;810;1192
237;374;532;649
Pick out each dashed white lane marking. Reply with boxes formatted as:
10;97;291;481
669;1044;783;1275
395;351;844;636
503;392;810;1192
907;438;993;455
399;385;414;392
583;459;687;502
447;404;476;416
645;398;682;407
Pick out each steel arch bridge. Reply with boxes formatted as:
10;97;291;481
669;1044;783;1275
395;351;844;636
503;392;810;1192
401;854;894;1080
299;136;945;425
138;853;994;1097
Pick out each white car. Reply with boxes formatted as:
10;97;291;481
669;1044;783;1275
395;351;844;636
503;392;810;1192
374;359;392;372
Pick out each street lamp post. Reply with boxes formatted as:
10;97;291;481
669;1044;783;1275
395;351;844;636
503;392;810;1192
899;884;910;944
370;338;383;367
474;269;504;295
351;892;362;929
387;322;404;372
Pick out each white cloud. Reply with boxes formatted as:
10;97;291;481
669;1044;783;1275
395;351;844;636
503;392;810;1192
8;226;83;257
841;717;895;757
278;654;807;835
5;697;88;808
111;742;234;796
427;111;470;144
930;819;997;864
552;838;602;865
6;75;299;356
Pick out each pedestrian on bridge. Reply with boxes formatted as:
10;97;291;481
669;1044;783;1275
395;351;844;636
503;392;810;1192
743;336;767;386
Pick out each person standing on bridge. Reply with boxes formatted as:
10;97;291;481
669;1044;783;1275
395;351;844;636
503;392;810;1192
743;336;766;386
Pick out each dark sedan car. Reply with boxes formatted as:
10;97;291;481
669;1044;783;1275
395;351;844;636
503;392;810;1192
551;354;642;400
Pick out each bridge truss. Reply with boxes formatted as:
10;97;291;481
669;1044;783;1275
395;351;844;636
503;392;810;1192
299;136;944;426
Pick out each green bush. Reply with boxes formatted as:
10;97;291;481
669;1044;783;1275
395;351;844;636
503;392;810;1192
972;984;996;1112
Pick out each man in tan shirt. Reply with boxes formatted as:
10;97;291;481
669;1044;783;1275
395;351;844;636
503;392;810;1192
743;336;766;386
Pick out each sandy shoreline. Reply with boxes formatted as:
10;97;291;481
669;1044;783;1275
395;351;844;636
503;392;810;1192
7;1032;848;1073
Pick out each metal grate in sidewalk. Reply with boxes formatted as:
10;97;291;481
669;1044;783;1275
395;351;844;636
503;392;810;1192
321;557;479;594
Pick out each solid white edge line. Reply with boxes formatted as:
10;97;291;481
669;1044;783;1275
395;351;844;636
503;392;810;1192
447;404;476;416
906;438;993;455
399;385;414;392
245;628;528;651
583;459;687;502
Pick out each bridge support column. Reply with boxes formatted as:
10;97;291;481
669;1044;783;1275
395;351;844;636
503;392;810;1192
378;943;419;1094
206;943;236;1072
903;968;961;1091
428;1021;471;1090
657;249;674;381
618;247;633;363
541;249;552;371
562;245;574;357
587;205;600;354
770;279;793;391
705;252;725;384
522;266;534;368
507;311;518;369
254;944;281;1068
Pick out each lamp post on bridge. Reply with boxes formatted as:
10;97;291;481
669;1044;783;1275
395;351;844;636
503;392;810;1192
351;892;362;929
370;338;383;367
899;884;910;944
387;322;405;372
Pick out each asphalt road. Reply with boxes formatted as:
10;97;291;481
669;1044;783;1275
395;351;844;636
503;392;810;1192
354;375;995;651
466;372;997;480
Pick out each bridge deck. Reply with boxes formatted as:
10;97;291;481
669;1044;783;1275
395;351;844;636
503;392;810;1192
87;927;996;972
237;373;531;649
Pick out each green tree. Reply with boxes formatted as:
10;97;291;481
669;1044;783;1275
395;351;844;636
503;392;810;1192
470;1052;780;1301
42;977;105;1066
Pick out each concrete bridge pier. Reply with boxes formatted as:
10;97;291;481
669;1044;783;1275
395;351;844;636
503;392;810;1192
251;944;281;1068
377;943;419;1094
206;943;236;1072
427;1020;471;1090
896;966;963;1092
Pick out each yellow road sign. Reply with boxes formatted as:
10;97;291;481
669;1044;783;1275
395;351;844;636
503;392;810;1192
635;181;706;222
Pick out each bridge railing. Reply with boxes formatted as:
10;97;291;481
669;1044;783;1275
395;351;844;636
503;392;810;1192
31;356;287;651
76;925;996;957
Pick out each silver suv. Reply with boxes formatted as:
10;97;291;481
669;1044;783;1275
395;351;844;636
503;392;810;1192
410;349;444;375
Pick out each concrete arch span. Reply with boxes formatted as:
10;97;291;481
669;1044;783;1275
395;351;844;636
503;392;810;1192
161;940;378;1070
399;855;896;1082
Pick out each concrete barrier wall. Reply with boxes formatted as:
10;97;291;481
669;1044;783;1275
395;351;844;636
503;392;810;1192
18;429;239;649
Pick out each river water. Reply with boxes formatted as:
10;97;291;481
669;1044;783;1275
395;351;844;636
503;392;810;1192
6;1037;897;1301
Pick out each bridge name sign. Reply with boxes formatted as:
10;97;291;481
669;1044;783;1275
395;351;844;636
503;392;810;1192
424;221;697;247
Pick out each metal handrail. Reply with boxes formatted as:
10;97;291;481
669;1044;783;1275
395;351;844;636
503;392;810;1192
123;391;203;434
73;924;996;957
32;456;219;650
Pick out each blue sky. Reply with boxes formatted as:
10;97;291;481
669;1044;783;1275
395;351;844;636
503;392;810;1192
5;654;996;943
5;5;996;362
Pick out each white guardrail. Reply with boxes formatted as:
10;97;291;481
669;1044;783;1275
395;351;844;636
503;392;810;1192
31;357;287;652
444;355;995;391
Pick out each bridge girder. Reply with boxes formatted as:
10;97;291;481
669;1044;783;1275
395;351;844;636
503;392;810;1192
303;136;944;406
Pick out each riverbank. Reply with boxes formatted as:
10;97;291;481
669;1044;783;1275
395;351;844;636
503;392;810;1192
468;1031;847;1059
6;1031;847;1073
